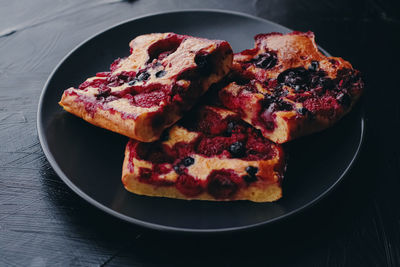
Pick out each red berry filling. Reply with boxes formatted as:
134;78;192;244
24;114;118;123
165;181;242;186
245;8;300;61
71;34;230;124
127;107;279;198
206;169;242;199
138;167;174;186
283;67;363;119
176;174;203;197
221;31;364;136
110;58;122;72
221;64;363;133
241;51;278;70
133;90;167;108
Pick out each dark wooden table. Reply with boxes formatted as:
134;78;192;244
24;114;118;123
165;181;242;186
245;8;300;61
1;0;399;266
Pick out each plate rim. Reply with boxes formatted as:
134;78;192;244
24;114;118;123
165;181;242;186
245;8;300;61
37;9;365;233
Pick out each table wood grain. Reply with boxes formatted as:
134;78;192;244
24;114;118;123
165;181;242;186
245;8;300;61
1;0;399;266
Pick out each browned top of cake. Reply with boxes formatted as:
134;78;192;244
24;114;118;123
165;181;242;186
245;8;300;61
60;33;233;141
218;31;363;143
65;33;232;118
233;31;354;82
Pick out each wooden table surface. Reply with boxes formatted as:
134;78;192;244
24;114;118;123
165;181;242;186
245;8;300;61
1;0;399;266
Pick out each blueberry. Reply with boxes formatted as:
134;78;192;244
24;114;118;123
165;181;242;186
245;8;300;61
273;84;287;97
174;157;195;173
243;175;257;183
245;166;258;176
315;77;328;88
297;107;309;115
278;99;293;111
226;121;236;136
128;80;136;86
182;156;195;167
310;75;322;87
277;67;309;91
322;78;334;90
308;61;319;71
229;141;245;157
155;70;166;78
337;92;351;107
95;87;111;99
252;52;277;69
195;54;212;75
136;71;150;82
310;72;333;90
278;67;334;92
173;165;182;174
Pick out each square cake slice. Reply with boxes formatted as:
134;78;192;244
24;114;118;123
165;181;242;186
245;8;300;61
59;33;233;142
219;31;363;143
122;106;285;202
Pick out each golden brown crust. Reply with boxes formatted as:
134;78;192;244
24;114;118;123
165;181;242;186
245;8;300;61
59;33;233;142
122;172;282;202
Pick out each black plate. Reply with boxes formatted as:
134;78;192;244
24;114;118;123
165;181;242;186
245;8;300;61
37;10;364;233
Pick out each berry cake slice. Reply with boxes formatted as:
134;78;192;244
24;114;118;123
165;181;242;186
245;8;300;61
219;31;363;143
122;106;285;202
59;33;233;142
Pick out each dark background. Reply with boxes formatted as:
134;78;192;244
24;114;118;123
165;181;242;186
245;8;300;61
1;0;399;266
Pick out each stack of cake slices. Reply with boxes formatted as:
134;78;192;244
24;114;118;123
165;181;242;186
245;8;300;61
60;31;363;202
